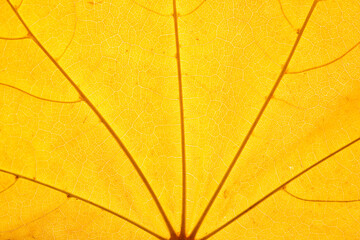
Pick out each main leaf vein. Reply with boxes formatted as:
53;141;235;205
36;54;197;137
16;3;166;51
0;168;167;240
172;0;187;237
5;0;175;236
189;1;320;238
200;136;360;240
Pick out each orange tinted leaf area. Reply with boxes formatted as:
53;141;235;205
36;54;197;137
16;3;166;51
1;0;360;239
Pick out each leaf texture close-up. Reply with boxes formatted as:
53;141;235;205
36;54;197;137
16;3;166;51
1;0;360;239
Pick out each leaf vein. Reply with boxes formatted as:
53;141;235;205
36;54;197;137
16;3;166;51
277;0;298;32
189;1;320;238
172;0;187;236
0;169;167;240
287;40;360;74
283;187;360;203
179;0;207;17
132;0;171;17
0;176;17;194
199;136;360;240
0;82;83;104
0;35;30;40
5;0;175;235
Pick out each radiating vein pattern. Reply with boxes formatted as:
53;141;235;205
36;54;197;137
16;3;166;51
1;0;360;239
0;169;167;240
5;0;176;237
189;1;320;238
200;137;360;240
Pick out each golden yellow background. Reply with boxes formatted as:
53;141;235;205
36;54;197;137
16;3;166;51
1;0;360;239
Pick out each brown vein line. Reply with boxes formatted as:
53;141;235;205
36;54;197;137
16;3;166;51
277;0;298;32
16;0;24;9
6;0;176;236
0;83;82;104
0;36;29;40
189;1;319;239
272;96;304;110
283;188;360;203
172;0;186;237
0;177;18;194
4;198;69;233
87;0;104;5
132;0;171;17
287;40;360;74
200;137;360;240
56;10;77;61
0;168;167;240
179;0;207;17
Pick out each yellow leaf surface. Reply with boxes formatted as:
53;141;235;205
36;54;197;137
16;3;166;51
1;0;360;239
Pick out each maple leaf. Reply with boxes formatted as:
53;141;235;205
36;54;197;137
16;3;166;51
1;0;360;239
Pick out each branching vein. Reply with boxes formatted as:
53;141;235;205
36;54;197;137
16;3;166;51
5;0;175;236
0;83;82;104
189;1;320;238
3;198;69;233
277;0;298;32
179;0;207;17
199;136;360;240
132;0;171;16
0;176;18;194
287;40;360;74
283;187;360;203
0;169;167;240
0;35;29;40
